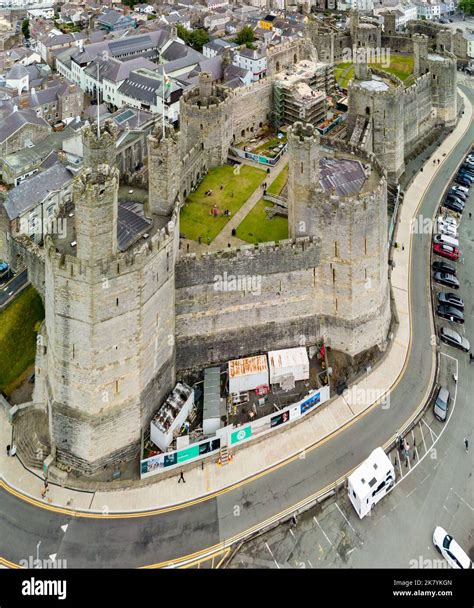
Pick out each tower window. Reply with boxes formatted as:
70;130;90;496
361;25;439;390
334;241;338;257
365;237;368;255
300;162;304;174
116;298;119;307
332;268;336;284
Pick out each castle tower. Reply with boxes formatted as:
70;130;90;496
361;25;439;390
413;33;429;77
287;123;321;240
179;72;232;168
383;12;397;37
348;76;405;182
426;52;457;126
35;123;178;473
147;126;181;216
287;122;391;355
354;47;369;81
75;121;118;262
436;29;453;53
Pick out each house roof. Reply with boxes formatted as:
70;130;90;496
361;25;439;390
3;162;73;220
0;107;49;144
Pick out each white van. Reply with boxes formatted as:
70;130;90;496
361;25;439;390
437;220;458;237
348;447;395;518
434;233;459;249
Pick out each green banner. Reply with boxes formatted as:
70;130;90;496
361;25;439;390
177;444;200;463
230;426;252;445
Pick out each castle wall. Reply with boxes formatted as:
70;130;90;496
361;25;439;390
403;73;436;158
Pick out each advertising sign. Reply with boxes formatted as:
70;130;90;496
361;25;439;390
300;390;321;415
230;426;252;445
177;444;200;464
270;410;290;428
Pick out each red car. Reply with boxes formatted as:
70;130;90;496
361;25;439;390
433;243;459;261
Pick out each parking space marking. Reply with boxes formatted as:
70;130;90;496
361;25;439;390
264;542;280;569
454;491;474;511
422;418;438;442
419;421;428;453
334;502;357;535
313;516;333;548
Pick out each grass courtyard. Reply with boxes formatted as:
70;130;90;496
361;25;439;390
236;164;289;244
335;54;415;89
0;285;44;396
180;164;266;243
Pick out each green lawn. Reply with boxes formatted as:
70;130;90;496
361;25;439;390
236;164;288;244
180;164;266;242
335;54;414;88
0;285;44;395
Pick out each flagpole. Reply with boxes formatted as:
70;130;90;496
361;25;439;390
162;67;166;139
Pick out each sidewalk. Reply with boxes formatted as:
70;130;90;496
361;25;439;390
0;91;471;515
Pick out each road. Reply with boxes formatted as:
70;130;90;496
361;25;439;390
0;88;472;569
0;270;28;310
230;151;474;569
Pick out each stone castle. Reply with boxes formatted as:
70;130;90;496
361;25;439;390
2;17;458;473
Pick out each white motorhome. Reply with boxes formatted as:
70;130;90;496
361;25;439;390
348;447;395;519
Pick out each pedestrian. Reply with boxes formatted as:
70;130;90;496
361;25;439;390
186;243;190;253
178;470;186;483
469;353;473;364
402;244;405;251
41;487;47;499
464;438;469;452
207;236;211;245
452;373;458;384
291;514;297;527
6;444;10;457
469;212;472;220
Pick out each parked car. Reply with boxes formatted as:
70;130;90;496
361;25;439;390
433;386;450;422
461;162;474;173
445;194;465;208
448;188;467;202
433;272;460;289
443;200;464;214
438;292;464;311
437;220;458;237
433;233;459;248
433;243;459;261
439;214;458;228
451;184;469;195
457;172;473;184
0;261;8;273
433;260;456;275
455;176;472;188
433;527;472;569
437;304;464;324
439;327;470;352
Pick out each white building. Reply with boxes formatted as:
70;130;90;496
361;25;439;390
233;47;267;81
415;0;442;20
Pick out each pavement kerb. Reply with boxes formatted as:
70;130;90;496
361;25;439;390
0;90;472;517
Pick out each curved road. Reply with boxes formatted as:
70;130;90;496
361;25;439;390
0;88;472;569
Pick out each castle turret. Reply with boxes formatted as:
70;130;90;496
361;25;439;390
147;126;181;216
354;48;369;81
383;12;397;37
413;33;429;77
179;72;232;168
74;121;119;262
426;51;457;126
287;122;321;239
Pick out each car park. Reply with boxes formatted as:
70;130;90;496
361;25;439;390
436;304;464;324
433;243;459;261
433;527;472;569
439;327;470;352
438;292;464;311
432;260;456;275
433;387;450;422
433;272;459;289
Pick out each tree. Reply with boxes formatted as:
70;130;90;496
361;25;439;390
459;0;474;15
176;25;209;51
234;25;255;45
21;18;30;40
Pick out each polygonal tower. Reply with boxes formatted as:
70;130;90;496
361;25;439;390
147;126;182;216
34;121;179;473
287;122;391;355
179;72;233;168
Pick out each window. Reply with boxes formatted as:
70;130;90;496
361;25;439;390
332;268;336;284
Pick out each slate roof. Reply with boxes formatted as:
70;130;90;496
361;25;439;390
3;162;73;220
0;107;49;144
319;157;366;196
